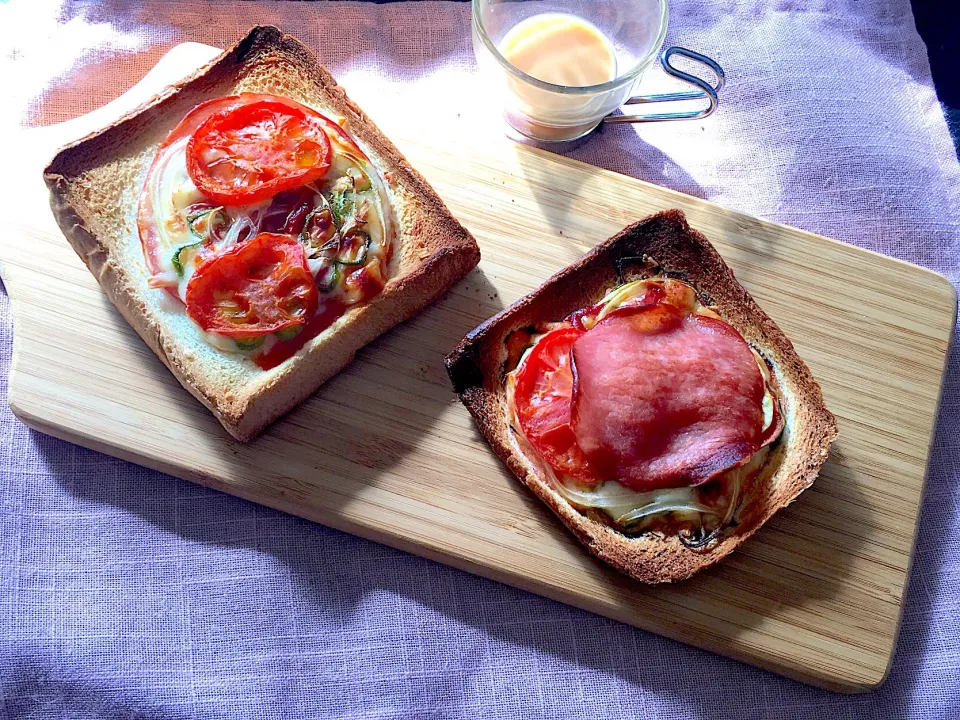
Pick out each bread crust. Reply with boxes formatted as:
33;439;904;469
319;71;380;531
445;210;838;584
44;26;480;441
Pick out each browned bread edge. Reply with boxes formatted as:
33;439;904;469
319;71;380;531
445;209;838;583
44;26;480;441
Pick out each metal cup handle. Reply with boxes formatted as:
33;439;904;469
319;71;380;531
603;47;725;124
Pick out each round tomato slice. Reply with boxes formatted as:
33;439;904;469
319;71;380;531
140;94;364;279
185;233;319;339
512;326;598;483
186;99;333;205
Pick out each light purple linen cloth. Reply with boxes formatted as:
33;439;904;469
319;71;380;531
2;1;959;718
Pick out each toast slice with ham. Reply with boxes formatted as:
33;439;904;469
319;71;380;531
444;210;837;584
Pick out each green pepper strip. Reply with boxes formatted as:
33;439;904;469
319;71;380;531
318;263;341;294
300;202;335;251
171;241;203;276
275;325;303;342
234;335;265;352
186;206;226;241
330;187;353;228
335;231;370;267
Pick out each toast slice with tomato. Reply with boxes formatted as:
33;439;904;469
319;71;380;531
445;210;837;584
44;26;479;441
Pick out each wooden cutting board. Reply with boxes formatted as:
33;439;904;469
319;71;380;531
1;43;955;693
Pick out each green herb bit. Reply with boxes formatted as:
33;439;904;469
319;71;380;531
329;175;356;229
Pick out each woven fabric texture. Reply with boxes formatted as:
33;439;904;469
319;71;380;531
1;1;959;718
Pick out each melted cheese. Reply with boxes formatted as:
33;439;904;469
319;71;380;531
148;136;272;301
146;112;394;354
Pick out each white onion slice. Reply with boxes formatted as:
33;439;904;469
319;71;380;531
555;479;659;510
616;500;714;525
363;162;393;252
217;214;255;252
592;280;654;325
147;271;180;289
553;478;713;524
307;257;326;276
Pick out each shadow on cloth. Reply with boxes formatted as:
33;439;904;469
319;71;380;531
27;337;954;719
567;121;709;201
1;657;191;720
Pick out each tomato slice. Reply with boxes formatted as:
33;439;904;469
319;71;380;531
186;99;333;205
153;94;359;172
185;233;318;339
512;326;599;483
139;94;365;280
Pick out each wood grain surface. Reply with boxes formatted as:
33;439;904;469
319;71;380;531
0;43;954;692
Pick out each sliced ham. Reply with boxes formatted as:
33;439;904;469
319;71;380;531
570;303;765;492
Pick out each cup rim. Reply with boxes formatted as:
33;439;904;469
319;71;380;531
471;0;670;95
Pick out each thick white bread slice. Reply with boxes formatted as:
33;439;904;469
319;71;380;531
44;26;480;441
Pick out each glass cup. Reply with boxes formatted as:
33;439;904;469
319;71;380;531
472;0;723;143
